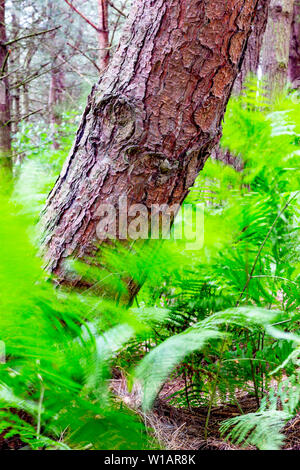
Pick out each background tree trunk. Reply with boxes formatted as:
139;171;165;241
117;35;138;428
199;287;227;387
47;0;66;149
11;13;20;135
260;0;294;93
22;46;36;118
49;60;66;150
98;0;110;70
0;0;12;174
288;0;300;87
233;0;270;94
63;0;110;72
41;0;260;282
214;0;270;167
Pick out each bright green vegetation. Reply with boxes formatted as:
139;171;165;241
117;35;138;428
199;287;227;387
0;82;299;450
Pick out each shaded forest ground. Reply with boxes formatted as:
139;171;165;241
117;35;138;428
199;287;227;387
1;372;300;451
111;373;300;451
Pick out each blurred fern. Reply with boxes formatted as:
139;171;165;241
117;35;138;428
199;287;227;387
0;191;158;450
1;78;299;451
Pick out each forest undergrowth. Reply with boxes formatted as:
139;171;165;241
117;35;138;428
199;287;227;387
0;81;299;451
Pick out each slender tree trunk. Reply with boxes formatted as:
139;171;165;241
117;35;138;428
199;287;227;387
234;0;270;94
260;0;294;93
42;0;260;284
11;13;20;135
22;85;29;117
0;0;12;174
47;0;66;150
98;0;110;70
12;88;20;135
49;66;60;150
22;47;36;118
49;60;65;150
289;0;300;87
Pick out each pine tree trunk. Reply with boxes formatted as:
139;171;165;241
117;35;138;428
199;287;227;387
0;0;12;174
289;0;300;87
42;0;260;282
98;0;110;71
260;0;294;93
233;0;270;94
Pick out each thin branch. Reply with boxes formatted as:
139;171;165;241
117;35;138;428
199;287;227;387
63;0;103;33
1;108;43;128
17;108;44;122
0;50;10;77
4;26;61;47
43;43;94;86
108;0;127;18
10;62;54;90
110;7;122;47
0;65;22;81
67;41;100;73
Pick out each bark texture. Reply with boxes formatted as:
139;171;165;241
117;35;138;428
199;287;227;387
42;0;260;279
233;0;270;93
0;0;12;173
289;0;300;87
260;0;294;93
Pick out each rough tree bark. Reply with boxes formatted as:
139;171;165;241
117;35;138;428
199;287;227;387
289;0;300;87
233;0;270;93
260;0;294;93
42;0;260;285
0;0;12;173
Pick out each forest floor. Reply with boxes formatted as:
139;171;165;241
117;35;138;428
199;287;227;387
111;374;300;451
1;375;300;451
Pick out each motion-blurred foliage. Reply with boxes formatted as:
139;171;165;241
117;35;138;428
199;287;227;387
0;80;299;450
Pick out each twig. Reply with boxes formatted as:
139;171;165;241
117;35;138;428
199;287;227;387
43;43;94;86
0;65;22;81
63;0;104;33
108;0;127;18
1;108;43;128
0;50;10;77
11;62;62;90
67;42;100;73
4;26;61;47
